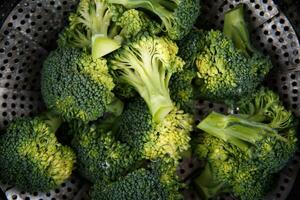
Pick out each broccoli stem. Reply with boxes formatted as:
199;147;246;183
223;4;254;56
39;111;63;132
193;164;227;200
120;61;174;122
92;35;121;59
197;112;286;152
89;1;121;58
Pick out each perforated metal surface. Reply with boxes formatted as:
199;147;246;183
0;0;299;200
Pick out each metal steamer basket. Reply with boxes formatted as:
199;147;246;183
0;0;300;199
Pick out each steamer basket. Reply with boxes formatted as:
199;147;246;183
0;0;300;200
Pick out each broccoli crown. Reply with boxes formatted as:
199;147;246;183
237;88;296;130
194;30;271;102
0;116;76;192
232;166;274;200
194;134;273;200
41;47;116;122
108;0;201;40
178;5;272;103
194;110;297;200
91;158;184;200
118;97;193;161
169;29;205;112
91;168;167;200
70;119;139;183
150;158;184;200
110;33;185;122
58;0;160;57
170;67;196;113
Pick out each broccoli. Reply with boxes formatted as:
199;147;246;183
178;4;272;103
110;33;185;122
0;112;76;192
118;97;192;161
170;67;197;113
41;47;123;122
236;88;295;130
193;110;297;200
91;159;183;200
91;168;167;200
58;0;160;58
109;33;193;160
108;0;201;40
70;116;140;183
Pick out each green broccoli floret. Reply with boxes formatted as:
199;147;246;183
118;97;192;161
108;0;201;40
110;33;185;121
193;134;274;200
70;117;139;183
91;159;184;200
170;68;197;113
237;88;295;130
58;0;160;58
41;47;123;122
91;168;167;200
170;30;205;112
179;5;272;103
193;109;297;200
0;112;76;192
109;33;193;160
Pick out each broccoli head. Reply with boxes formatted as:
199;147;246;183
58;0;160;58
194;134;274;200
170;67;197;113
91;159;184;200
108;0;201;40
70;117;139;183
91;168;167;200
170;29;205;112
0;113;76;192
237;88;295;130
41;47;123;122
193;108;297;200
179;5;272;103
118;97;193;161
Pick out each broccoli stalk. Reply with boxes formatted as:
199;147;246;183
197;112;287;153
38;111;63;132
193;163;229;200
223;4;255;56
107;0;201;40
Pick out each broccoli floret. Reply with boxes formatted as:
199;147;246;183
110;33;185;121
91;159;184;200
194;110;297;200
170;68;197;113
70;117;139;183
237;88;295;130
0;112;76;192
194;133;274;200
108;0;201;40
109;34;193;160
179;5;272;103
170;30;205;112
118;97;192;161
58;0;160;58
41;47;123;122
91;168;167;200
